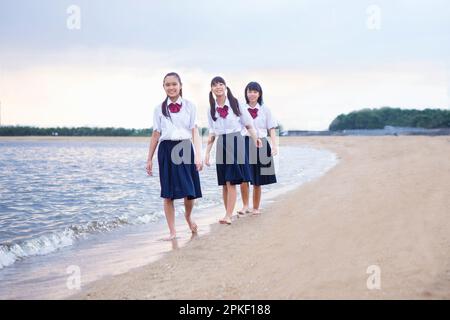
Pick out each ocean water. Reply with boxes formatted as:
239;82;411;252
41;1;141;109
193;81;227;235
0;138;338;299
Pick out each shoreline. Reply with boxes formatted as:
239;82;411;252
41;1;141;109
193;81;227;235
0;137;337;299
69;148;334;300
71;136;450;299
0;136;152;141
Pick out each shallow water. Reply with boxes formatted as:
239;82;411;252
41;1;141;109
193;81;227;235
0;138;337;299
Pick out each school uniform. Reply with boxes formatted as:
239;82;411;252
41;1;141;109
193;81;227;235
153;97;202;200
242;103;278;186
207;99;253;186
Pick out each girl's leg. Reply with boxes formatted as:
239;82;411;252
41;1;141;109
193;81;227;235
163;198;177;239
238;182;250;214
184;198;198;233
222;185;228;211
252;185;262;214
220;182;236;224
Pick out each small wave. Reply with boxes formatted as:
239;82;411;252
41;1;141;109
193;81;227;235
0;229;75;269
0;146;339;271
0;211;164;270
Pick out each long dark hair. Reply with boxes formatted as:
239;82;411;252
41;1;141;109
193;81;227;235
162;72;183;118
209;76;241;121
245;81;263;105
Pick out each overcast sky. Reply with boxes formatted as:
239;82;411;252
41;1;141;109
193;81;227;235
1;0;449;130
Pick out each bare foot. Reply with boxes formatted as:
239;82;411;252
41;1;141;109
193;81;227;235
185;215;198;233
189;232;198;241
187;220;198;234
161;234;177;241
219;216;232;225
237;207;250;215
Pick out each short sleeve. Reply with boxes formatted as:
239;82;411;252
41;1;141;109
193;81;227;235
207;108;215;135
238;102;253;127
265;106;278;129
189;102;198;129
153;105;161;132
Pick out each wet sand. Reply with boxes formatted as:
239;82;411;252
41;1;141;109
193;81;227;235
71;136;450;299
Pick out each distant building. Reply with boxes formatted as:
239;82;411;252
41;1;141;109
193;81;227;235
285;126;450;136
285;130;332;136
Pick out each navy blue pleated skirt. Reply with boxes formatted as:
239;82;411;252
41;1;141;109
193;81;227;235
157;139;202;200
215;132;252;186
245;136;277;186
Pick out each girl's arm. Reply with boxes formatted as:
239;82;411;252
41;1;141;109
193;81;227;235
269;127;278;156
204;133;216;166
238;102;262;148
192;126;203;171
265;106;278;155
245;125;262;148
146;130;161;175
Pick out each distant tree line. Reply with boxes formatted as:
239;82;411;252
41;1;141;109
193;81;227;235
0;126;152;136
329;107;450;131
0;126;214;136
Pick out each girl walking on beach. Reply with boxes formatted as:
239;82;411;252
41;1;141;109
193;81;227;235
204;76;261;225
146;72;203;240
238;82;278;216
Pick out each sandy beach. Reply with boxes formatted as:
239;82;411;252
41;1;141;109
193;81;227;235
72;136;450;299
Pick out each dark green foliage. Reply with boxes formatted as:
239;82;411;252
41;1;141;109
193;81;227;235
329;107;450;131
0;126;152;136
0;126;211;136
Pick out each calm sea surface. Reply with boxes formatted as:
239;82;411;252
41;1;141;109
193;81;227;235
0;137;338;298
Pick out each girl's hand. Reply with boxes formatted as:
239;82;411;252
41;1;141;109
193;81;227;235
204;154;211;166
146;160;153;176
271;146;278;156
195;156;203;171
255;138;263;148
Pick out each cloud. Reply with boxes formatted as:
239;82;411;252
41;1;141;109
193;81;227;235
1;50;447;130
1;0;449;68
0;1;449;129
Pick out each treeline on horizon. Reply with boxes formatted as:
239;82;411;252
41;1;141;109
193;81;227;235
329;107;450;131
2;107;449;136
0;126;211;136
